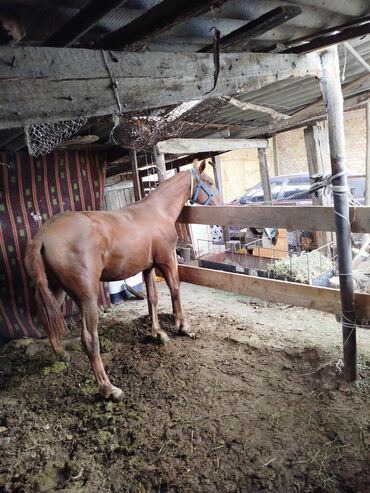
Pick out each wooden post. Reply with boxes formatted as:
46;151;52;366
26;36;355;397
153;145;166;183
304;123;332;250
320;46;356;382
129;149;142;202
272;135;279;176
304;123;325;176
366;101;370;206
258;147;272;201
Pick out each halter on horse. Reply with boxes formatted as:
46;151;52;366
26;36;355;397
25;160;221;400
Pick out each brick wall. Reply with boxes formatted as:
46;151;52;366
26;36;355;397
220;147;274;203
219;108;366;202
275;108;366;176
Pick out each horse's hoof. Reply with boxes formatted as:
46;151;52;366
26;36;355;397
159;334;171;345
55;350;71;363
109;385;124;401
179;328;196;339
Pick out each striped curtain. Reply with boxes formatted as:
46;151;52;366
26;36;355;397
0;150;109;341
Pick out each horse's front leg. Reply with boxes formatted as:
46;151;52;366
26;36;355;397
143;268;170;344
157;252;195;339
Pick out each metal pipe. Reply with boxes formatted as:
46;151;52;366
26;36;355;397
320;46;356;382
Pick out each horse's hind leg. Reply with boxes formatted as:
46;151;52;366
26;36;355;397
47;283;69;359
157;252;194;338
143;268;170;344
80;297;123;401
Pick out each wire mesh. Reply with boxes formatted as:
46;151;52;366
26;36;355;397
25;117;88;157
117;98;227;150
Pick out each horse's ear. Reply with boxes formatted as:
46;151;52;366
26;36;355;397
198;159;207;174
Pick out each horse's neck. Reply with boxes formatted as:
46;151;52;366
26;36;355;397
144;171;190;222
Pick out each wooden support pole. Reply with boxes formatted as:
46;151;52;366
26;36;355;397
153;146;166;183
304;123;331;250
366;101;370;206
129;149;142;202
272;136;279;176
320;46;356;382
304;124;325;176
258;147;272;201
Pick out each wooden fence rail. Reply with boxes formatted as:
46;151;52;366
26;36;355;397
177;205;370;321
177;205;370;233
178;265;370;320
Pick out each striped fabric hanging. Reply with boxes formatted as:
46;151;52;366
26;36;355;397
0;150;110;341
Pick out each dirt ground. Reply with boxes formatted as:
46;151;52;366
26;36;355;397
0;282;369;493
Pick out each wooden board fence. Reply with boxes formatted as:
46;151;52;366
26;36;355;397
177;205;370;233
177;205;370;321
178;265;370;320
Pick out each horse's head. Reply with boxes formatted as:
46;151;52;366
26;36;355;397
189;159;222;206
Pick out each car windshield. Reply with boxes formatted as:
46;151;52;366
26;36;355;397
240;180;283;203
282;176;310;200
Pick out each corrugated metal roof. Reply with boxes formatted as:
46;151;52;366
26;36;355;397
91;0;370;139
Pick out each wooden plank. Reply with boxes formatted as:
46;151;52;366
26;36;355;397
0;46;322;129
157;138;268;154
178;265;370;319
98;0;228;50
223;96;290;121
282;15;370;54
199;6;301;53
177;205;370;234
45;0;129;47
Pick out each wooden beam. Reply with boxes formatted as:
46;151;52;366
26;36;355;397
0;47;322;130
343;42;370;73
177;205;370;234
45;0;129;47
165;151;221;170
222;96;290;121
198;6;302;53
157;138;268;154
98;0;228;50
282;15;370;54
320;46;356;382
178;265;370;320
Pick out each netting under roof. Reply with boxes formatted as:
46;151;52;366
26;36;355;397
116;97;227;150
25;117;88;157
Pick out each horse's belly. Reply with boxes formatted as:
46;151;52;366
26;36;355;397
100;246;152;282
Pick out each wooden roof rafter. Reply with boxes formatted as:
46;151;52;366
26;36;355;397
0;46;322;130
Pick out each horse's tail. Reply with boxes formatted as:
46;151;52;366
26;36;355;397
25;240;67;349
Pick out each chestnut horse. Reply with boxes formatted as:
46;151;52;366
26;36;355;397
25;160;220;400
